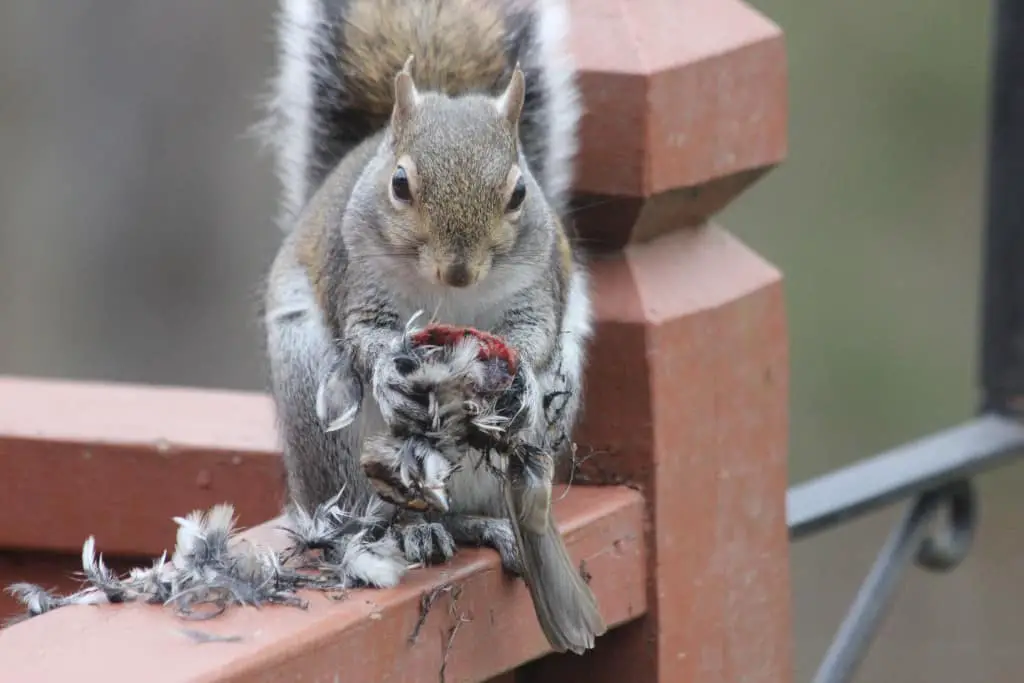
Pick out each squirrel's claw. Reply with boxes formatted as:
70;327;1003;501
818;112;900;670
391;519;457;566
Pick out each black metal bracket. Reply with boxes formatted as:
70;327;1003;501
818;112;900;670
980;0;1024;415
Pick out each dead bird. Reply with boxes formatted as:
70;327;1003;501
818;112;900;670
351;321;607;654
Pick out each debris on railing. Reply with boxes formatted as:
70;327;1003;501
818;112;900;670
3;491;396;627
0;487;645;683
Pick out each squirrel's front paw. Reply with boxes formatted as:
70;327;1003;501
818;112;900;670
362;434;455;513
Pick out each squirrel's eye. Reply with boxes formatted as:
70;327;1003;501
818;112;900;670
391;166;413;203
506;176;526;213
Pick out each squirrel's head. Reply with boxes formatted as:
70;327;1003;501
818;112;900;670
369;57;544;289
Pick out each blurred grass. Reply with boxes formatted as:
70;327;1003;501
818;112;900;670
723;0;991;479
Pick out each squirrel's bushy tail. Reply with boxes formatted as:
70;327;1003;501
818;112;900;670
260;0;580;231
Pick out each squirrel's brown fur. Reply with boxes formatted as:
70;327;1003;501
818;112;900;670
291;136;380;314
340;0;510;116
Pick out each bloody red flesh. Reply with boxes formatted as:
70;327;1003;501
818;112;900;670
410;324;519;376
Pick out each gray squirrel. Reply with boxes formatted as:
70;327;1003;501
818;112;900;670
259;0;605;653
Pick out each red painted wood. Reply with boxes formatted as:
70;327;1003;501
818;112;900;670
0;377;286;557
0;487;647;683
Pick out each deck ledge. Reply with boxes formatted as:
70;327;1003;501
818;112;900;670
0;486;647;683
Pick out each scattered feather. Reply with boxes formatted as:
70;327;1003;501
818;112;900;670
2;490;408;627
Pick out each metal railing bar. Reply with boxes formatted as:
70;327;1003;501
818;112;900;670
787;414;1024;540
809;481;977;683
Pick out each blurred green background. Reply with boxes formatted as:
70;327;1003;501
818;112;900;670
728;0;986;477
0;1;1020;680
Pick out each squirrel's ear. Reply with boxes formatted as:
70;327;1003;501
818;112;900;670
392;55;419;133
496;64;526;129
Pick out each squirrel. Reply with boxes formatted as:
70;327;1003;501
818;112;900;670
258;0;604;654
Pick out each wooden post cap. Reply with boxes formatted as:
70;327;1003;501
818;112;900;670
568;0;788;248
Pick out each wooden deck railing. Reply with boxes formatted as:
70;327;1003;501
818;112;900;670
0;0;790;680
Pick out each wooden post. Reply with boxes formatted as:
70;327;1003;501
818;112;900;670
520;0;792;680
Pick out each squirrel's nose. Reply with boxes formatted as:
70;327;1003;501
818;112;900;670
441;263;472;288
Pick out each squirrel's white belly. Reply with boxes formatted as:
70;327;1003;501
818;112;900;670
395;286;512;331
395;277;527;331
